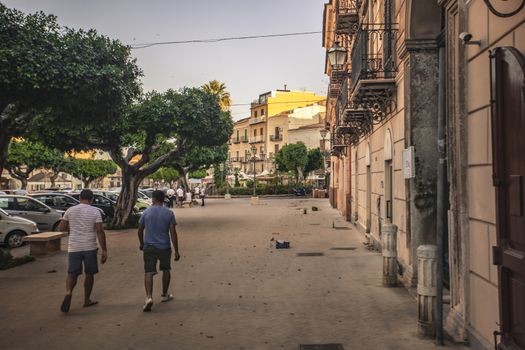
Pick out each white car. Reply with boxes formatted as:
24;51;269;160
0;208;39;248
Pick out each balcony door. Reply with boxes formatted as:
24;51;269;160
491;47;525;350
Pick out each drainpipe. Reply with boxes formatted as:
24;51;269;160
436;19;447;346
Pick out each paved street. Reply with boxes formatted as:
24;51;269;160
0;198;462;350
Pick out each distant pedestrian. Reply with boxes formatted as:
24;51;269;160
194;186;200;199
185;191;193;207
59;189;108;313
176;187;184;208
200;186;206;206
137;190;180;312
166;188;175;208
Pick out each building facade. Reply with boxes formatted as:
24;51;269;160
323;0;525;349
228;89;326;175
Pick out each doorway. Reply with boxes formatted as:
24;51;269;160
491;47;525;350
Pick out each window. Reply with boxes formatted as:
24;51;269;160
261;109;265;116
254;111;258;118
0;197;16;210
275;144;280;153
236;130;240;141
254;129;257;137
260;128;264;136
244;129;248;138
236;151;239;159
16;198;45;211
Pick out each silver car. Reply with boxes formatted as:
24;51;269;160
0;208;39;248
0;195;64;232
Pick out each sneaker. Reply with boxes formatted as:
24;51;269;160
143;297;153;312
161;293;173;302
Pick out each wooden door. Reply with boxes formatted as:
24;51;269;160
491;47;525;350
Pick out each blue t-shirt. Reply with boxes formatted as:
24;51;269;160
139;205;176;250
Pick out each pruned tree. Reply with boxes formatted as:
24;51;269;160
5;140;65;189
276;142;309;184
0;4;141;176
305;148;324;175
147;167;180;188
64;158;117;189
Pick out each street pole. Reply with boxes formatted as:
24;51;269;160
253;155;257;197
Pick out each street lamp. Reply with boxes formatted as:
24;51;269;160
225;160;231;199
327;41;347;69
250;144;257;197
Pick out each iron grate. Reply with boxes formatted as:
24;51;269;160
297;252;324;257
299;344;345;350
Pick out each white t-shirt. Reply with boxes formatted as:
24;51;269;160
185;192;192;202
167;189;175;197
63;204;103;252
176;188;184;197
194;187;200;195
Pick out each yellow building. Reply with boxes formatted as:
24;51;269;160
228;88;326;175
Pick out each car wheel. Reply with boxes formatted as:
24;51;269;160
6;231;25;248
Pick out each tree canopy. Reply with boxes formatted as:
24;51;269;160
0;3;141;174
305;148;324;174
276;143;323;184
147;167;180;187
64;158;117;189
5;139;65;189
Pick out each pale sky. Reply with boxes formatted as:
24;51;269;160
3;0;329;120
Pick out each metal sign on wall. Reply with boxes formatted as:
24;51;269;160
402;146;415;179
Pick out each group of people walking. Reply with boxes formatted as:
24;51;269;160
59;189;181;313
166;185;205;208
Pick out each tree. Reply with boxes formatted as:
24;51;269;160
305;148;324;175
0;4;141;176
171;144;228;190
5;140;65;189
276;142;309;184
64;158;117;189
202;80;232;111
147;167;179;187
46;88;233;225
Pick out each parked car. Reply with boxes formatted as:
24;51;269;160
0;208;39;248
70;193;115;219
0;195;63;232
3;189;28;195
96;190;150;213
30;192;108;221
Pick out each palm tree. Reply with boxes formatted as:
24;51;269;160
202;80;232;111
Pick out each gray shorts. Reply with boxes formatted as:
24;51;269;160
68;249;98;276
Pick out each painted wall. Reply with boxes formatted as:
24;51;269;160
267;91;326;117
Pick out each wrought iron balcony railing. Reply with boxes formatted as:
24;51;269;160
270;134;283;142
249;116;266;125
241;136;249;143
233;138;241;144
350;23;398;92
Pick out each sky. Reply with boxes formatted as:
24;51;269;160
3;0;329;120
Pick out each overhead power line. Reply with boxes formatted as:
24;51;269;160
130;31;322;49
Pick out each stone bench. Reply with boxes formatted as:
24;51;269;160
23;232;67;256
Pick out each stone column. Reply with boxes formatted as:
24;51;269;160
381;223;398;286
417;244;437;337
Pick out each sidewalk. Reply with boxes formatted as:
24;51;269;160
0;198;464;350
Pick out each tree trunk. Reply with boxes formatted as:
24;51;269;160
83;179;91;189
50;172;59;188
20;177;28;190
0;132;11;179
113;167;141;226
175;165;190;191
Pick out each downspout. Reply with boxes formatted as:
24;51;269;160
436;9;447;346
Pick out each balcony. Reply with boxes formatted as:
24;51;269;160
350;23;398;104
232;138;241;144
249;135;265;144
335;0;361;35
249;116;266;125
241;136;249;143
270;134;283;142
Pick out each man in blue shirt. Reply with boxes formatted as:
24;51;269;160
138;190;180;312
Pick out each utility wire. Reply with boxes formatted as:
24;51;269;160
130;31;323;49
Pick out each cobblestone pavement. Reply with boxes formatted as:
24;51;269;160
0;198;466;350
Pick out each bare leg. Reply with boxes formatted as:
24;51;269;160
144;273;154;298
84;274;95;305
162;270;171;295
66;274;78;295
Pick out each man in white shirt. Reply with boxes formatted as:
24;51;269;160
58;189;108;313
176;187;184;208
194;186;200;199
